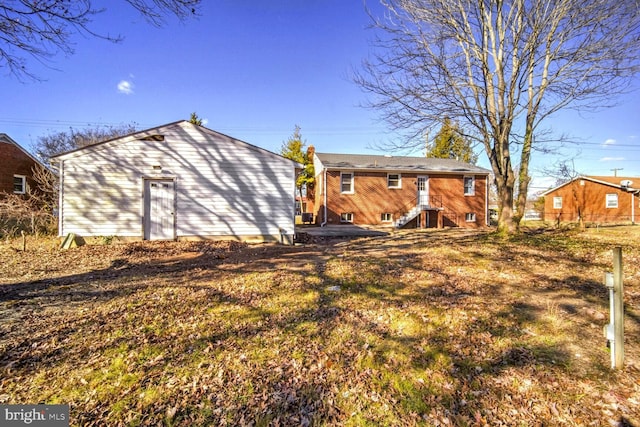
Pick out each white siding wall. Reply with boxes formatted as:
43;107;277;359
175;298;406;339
58;122;297;240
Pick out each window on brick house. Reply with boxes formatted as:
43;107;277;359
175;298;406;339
381;213;392;222
340;212;354;223
553;197;562;209
13;175;26;194
463;176;475;195
387;174;401;189
341;172;354;194
606;193;618;208
465;213;476;222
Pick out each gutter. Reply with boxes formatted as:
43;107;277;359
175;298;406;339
320;167;328;227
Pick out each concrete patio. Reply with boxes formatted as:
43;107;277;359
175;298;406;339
295;224;391;238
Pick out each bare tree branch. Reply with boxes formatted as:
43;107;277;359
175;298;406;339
0;0;201;80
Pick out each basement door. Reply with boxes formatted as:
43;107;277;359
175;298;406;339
144;179;175;240
417;176;429;206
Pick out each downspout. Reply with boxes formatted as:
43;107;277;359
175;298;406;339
321;167;328;227
632;190;639;224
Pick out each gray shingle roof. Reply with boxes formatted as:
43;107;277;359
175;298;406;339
315;153;490;174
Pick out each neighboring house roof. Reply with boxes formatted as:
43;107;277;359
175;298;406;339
542;175;640;195
0;133;47;168
51;121;302;167
315;152;490;174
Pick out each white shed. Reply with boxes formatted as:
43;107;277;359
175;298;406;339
52;121;299;243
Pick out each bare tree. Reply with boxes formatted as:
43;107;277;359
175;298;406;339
34;123;138;165
1;0;201;80
0;172;57;238
356;0;640;233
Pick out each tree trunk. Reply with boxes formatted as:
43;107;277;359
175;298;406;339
495;176;518;234
497;190;518;234
515;131;533;226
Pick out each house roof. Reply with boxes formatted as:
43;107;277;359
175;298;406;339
315;152;490;174
0;133;47;168
51;121;302;167
542;175;640;195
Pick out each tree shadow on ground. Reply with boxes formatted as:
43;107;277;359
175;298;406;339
1;229;638;424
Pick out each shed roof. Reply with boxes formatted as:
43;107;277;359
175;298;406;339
315;152;490;174
51;121;302;167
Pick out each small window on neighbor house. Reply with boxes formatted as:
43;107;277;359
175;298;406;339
553;196;562;209
13;175;26;194
340;212;354;223
341;172;354;194
381;213;392;222
606;193;618;208
465;213;476;222
387;174;401;189
463;176;475;195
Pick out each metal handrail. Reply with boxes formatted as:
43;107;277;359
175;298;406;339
395;195;444;216
417;195;443;208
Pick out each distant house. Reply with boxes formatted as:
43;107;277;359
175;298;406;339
542;176;640;225
312;153;491;228
52;121;300;243
0;133;44;196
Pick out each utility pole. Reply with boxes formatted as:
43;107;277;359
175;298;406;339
611;168;624;177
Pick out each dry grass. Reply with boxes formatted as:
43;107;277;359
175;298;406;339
0;227;639;426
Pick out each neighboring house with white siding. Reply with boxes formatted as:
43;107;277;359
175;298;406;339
51;121;300;243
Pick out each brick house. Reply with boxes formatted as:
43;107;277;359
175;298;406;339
0;133;43;196
312;153;491;228
542;176;640;225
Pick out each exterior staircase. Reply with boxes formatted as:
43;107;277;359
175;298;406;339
393;195;445;229
393;205;423;228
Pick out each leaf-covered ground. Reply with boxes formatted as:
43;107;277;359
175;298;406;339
0;227;638;426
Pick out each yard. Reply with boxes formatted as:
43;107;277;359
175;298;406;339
0;226;639;426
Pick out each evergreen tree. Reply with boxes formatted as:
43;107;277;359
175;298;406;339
426;118;478;164
281;125;306;164
280;126;315;211
189;112;203;126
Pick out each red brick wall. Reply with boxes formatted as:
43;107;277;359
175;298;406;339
0;141;39;195
544;179;639;223
429;174;487;227
314;170;487;228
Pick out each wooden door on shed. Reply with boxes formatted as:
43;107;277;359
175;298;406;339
144;179;175;240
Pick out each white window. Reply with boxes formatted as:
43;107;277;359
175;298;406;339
381;213;392;222
13;175;26;194
553;197;562;209
387;174;401;189
606;193;618;208
465;212;476;222
340;172;354;194
340;212;354;223
463;176;475;196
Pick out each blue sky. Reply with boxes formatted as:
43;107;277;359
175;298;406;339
2;0;639;192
